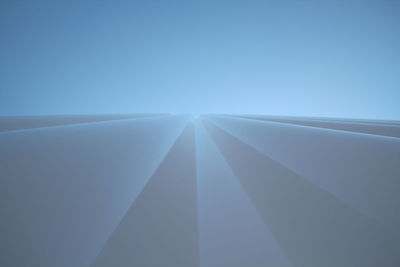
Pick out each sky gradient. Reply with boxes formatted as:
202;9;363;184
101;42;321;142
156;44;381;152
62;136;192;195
1;0;399;119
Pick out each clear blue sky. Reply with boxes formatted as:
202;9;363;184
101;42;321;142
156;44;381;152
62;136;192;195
1;0;399;119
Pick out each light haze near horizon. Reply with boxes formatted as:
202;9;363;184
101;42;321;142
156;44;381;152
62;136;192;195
1;0;399;119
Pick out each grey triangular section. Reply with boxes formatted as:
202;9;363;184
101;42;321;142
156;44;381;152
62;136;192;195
0;114;164;132
0;115;187;267
204;120;400;267
208;115;400;234
91;123;199;267
234;115;400;138
307;117;400;127
196;122;292;267
231;115;400;127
